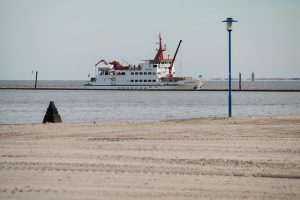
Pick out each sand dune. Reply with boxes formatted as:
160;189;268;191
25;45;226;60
0;115;300;199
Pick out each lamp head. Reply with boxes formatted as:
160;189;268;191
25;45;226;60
222;17;237;31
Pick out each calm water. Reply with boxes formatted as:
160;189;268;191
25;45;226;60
1;80;300;90
0;88;300;124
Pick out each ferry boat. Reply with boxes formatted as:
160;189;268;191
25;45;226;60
84;34;203;90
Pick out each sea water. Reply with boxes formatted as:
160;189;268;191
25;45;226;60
0;82;300;123
1;80;300;90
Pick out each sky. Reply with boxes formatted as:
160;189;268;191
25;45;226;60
0;0;299;80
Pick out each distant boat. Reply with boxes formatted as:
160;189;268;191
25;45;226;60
84;34;203;90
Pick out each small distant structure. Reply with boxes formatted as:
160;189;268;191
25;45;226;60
239;73;242;90
32;70;38;89
251;72;255;82
43;101;62;123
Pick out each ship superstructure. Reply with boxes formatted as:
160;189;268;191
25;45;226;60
84;34;203;90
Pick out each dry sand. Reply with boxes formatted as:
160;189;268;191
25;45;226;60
0;115;299;199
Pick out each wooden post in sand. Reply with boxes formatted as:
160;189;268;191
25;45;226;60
43;101;62;123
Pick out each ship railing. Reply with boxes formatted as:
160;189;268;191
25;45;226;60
159;77;193;83
127;66;142;71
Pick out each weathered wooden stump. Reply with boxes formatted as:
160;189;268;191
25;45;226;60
43;101;62;123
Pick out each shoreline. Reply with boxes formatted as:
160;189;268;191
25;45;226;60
1;114;299;199
1;114;300;125
1;87;300;92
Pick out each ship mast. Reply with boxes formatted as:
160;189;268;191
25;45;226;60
154;33;166;61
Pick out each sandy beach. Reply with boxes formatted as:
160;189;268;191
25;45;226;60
0;115;299;199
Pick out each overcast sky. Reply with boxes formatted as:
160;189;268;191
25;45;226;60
0;0;299;80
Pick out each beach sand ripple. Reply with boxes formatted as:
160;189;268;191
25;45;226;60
0;115;300;199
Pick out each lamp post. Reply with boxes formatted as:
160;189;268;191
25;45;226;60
222;17;237;117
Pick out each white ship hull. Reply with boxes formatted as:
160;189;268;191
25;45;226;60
83;80;204;90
